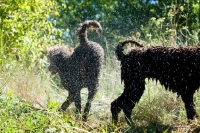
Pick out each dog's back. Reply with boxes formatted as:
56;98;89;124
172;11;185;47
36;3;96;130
67;20;104;88
142;46;200;94
71;41;104;87
120;43;200;93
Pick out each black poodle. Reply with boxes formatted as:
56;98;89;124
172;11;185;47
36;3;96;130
111;39;200;125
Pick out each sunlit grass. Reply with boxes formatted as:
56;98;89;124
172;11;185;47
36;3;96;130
1;56;200;132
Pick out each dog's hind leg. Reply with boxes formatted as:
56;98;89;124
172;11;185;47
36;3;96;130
111;79;145;126
74;89;82;120
123;80;145;126
82;84;98;121
111;99;122;125
61;92;75;111
75;90;82;113
181;90;198;120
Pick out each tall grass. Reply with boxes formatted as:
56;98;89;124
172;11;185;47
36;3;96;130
1;55;200;132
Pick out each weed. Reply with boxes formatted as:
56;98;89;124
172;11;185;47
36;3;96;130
0;56;200;132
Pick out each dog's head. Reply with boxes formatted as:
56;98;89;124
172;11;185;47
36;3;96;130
47;45;71;74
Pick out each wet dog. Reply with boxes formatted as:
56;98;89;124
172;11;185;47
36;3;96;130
111;40;200;125
48;20;104;121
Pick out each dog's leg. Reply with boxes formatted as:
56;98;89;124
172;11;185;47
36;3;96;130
111;79;145;126
181;92;198;120
123;106;134;126
74;90;82;120
82;85;98;121
60;92;75;111
110;93;137;126
111;100;122;125
123;79;145;126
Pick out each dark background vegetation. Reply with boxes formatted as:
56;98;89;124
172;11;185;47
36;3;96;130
0;0;199;68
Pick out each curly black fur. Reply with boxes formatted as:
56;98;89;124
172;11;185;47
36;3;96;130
111;39;200;125
47;20;104;121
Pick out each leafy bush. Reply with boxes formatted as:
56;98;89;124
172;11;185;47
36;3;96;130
0;0;62;68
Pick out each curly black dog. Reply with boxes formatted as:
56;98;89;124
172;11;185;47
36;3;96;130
111;39;200;125
47;20;104;121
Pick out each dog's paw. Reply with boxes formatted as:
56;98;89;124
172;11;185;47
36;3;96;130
82;114;88;122
57;107;65;112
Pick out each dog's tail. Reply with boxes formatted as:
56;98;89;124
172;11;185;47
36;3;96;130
77;20;102;43
115;39;144;60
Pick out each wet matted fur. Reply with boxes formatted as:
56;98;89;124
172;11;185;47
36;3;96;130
47;20;104;121
111;39;200;125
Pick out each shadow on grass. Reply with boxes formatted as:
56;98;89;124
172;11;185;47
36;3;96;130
107;123;200;133
106;122;174;133
126;124;173;133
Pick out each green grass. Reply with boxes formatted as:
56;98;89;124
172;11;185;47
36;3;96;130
1;58;200;133
0;93;81;132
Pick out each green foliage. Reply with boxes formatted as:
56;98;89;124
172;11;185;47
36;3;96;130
0;0;61;68
0;93;47;132
142;1;199;45
0;92;79;132
54;0;199;49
